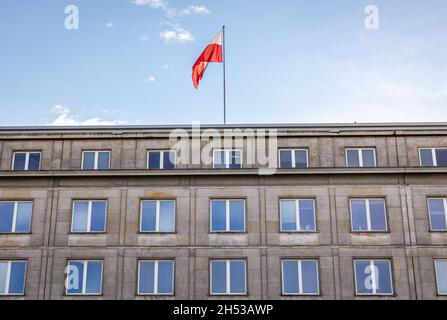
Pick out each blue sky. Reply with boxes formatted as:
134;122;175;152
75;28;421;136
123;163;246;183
0;0;446;126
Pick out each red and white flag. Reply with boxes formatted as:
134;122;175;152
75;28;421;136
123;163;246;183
192;31;223;89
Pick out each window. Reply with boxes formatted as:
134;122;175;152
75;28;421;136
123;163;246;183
281;259;319;295
140;200;175;232
0;261;27;295
428;198;447;231
350;199;387;232
419;148;447;167
12;152;41;171
147;150;176;169
435;259;447;295
66;260;103;295
213;150;242;169
210;199;245;232
354;259;393;295
81;151;110;170
138;260;174;295
280;199;316;232
71;200;107;233
210;260;246;295
278;149;308;168
346;148;376;167
0;201;32;234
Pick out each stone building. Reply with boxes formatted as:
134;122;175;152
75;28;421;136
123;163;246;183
0;123;446;300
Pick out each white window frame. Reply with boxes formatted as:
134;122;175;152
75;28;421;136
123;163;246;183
279;199;317;232
345;148;377;167
278;148;309;168
281;259;320;296
210;199;246;233
65;260;103;296
434;259;447;296
137;260;175;296
209;259;247;295
212;149;243;169
81;150;110;170
147;150;176;169
419;148;447;166
0;260;27;296
11;151;41;171
349;198;388;232
0;201;33;233
427;198;447;232
139;200;176;233
71;200;108;233
354;259;394;296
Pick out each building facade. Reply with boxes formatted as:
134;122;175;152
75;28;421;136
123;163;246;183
0;123;447;300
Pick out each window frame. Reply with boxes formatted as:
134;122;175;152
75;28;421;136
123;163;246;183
349;198;388;232
277;148;309;168
209;199;246;233
419;147;447;167
434;259;447;296
81;150;111;170
139;199;176;233
147;150;177;170
209;259;247;296
353;259;394;296
0;260;27;296
11;151;42;171
70;200;108;233
280;258;320;296
279;198;317;232
0;201;33;234
427;197;447;232
65;260;104;296
212;149;243;169
345;148;377;168
137;259;175;296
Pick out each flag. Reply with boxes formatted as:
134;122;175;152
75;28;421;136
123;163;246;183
192;31;223;89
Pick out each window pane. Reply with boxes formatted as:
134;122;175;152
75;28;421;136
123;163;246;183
436;149;447;167
97;152;110;169
211;261;226;294
229;200;245;231
211;200;226;231
90;202;106;232
82;152;95;170
163;151;175;169
28;153;41;171
72;202;89;232
362;150;376;167
295;150;308;168
301;260;319;294
351;200;368;231
282;260;299;294
281;200;297;231
375;261;393;294
139;261;155;294
86;261;102;294
15;202;32;233
354;261;373;294
214;151;225;168
8;262;26;294
279;150;292;168
13;153;26;171
148;152;161;169
229;261;246;294
0;262;7;294
157;261;174;294
141;201;156;232
67;261;84;294
0;202;14;233
420;149;433;166
428;199;447;230
229;151;241;169
347;150;360;167
299;200;315;231
369;200;387;231
435;260;447;294
159;201;175;232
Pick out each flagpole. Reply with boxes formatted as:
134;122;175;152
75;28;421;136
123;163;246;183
222;25;227;124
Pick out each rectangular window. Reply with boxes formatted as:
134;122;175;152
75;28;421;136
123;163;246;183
140;200;175;232
12;152;41;171
354;259;393;295
210;259;246;295
81;151;110;170
213;150;242;169
147;150;176;169
210;199;245;232
435;259;447;295
71;200;107;233
419;148;447;167
66;260;103;295
278;149;308;168
428;198;447;231
280;199;316;232
0;201;32;234
346;148;377;167
0;261;27;295
138;260;174;295
281;259;319;295
350;199;387;232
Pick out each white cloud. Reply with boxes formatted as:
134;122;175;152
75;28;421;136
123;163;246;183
147;76;156;82
160;25;193;43
138;34;149;42
105;21;113;28
51;105;127;126
179;6;210;15
132;0;167;9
